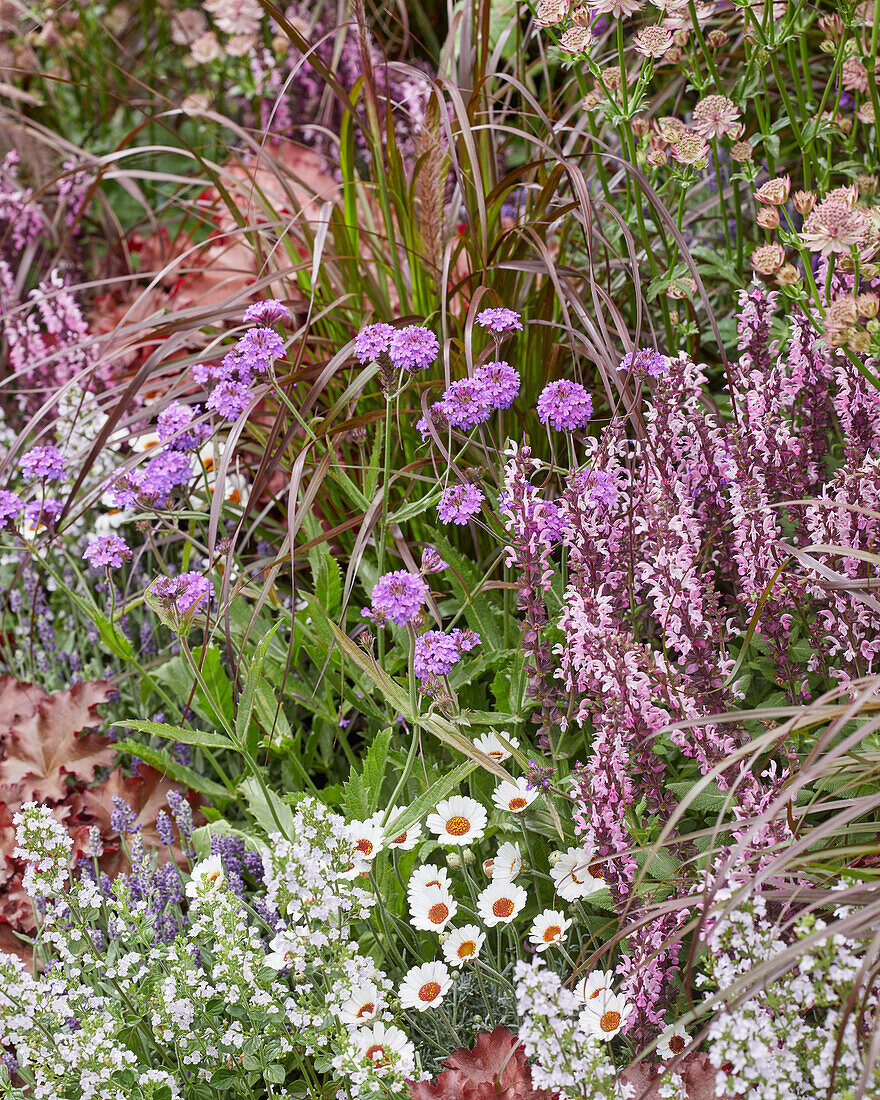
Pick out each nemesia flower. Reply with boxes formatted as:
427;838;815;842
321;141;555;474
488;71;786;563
633;25;673;58
550;847;603;901
388;325;439;372
19;445;65;481
473;730;520;762
492;777;540;814
476;880;528;926
364;569;429;626
536;380;593;431
528;909;572;952
408;864;452;898
575;969;616;1004
243;298;291;325
437;483;484;524
84;535;132;570
657;1021;689;1058
442;925;486;967
476;307;523;334
409;885;458;931
579;989;631;1040
354;1020;415;1071
354;323;395;363
426;796;487;846
473;361;521;408
184;855;226;898
691;94;741;139
491;841;523;881
754;175;791;205
337;982;383;1026
0;491;26;528
398;961;452;1011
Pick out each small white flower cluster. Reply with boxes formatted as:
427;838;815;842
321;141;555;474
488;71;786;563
699;884;880;1099
12;800;73;899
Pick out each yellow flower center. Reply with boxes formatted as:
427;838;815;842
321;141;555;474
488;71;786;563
457;940;476;959
445;816;471;836
492;898;515;918
428;903;449;924
600;1011;621;1033
543;925;561;942
418;982;441;1002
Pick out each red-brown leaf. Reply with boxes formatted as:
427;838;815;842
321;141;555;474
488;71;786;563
409;1028;554;1100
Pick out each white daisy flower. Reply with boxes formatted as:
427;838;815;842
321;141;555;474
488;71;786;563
490;841;523;881
347;819;385;862
407;864;452;899
550;846;603;902
657;1021;689;1059
476;880;528;927
579;989;631;1040
442;925;486;968
528;909;571;952
473;731;520;763
575;969;616;1004
184;855;225;899
354;1020;414;1073
129;432;162;454
409;886;458;932
263;931;301;972
491;777;539;814
399;961;452;1012
336;982;383;1026
426;796;487;846
373;806;423;850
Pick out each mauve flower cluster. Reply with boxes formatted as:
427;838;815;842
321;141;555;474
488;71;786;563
364;570;429;626
19;445;66;481
413;628;480;680
437;483;484;524
353;322;439;373
536;380;593;431
84;535;132;570
151;572;213;617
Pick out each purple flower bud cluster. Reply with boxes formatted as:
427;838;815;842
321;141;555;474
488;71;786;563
536;380;593;431
84;535;132;570
0;491;24;529
19;445;66;481
413;628;480;680
157;402;211;452
620;348;670;379
436;363;521;430
420;547;448;574
151;571;213;616
476;307;523;335
110;796;140;836
352;321;439;372
354;322;396;363
363;569;429;626
243;298;291;325
209;833;264;899
437;483;485;524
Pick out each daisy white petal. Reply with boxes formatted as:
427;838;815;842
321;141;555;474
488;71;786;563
354;1020;415;1073
425;795;487;846
491;777;539;814
472;731;520;763
184;855;225;899
579;989;631;1040
373;805;423;850
442;925;486;968
409;887;458;932
489;840;523;881
337;982;383;1026
476;880;528;927
398;961;452;1011
575;969;616;1005
528;909;571;952
657;1021;689;1059
408;864;452;898
347;819;385;862
550;846;603;902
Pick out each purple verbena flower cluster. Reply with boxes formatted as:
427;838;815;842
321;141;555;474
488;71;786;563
19;446;66;481
437;483;484;524
536;380;594;431
476;307;523;334
619;348;670;379
151;572;213;616
364;570;429;626
157;402;211;452
413;628;480;680
84;535;132;570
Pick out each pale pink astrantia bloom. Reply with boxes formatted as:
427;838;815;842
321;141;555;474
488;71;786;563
691;95;741;139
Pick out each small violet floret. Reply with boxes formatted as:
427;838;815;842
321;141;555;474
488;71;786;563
243;299;291;325
476;307;523;335
473;361;521;409
413;628;480;680
354;323;396;364
19;445;66;481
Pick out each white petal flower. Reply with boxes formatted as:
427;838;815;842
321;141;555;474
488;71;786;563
442;925;486;968
491;777;539;814
337;982;383;1026
579;989;631;1040
528;909;571;952
575;969;616;1005
354;1020;415;1075
409;887;458;932
347;819;385;862
657;1021;689;1059
373;805;423;850
399;961;452;1011
473;731;520;763
476;880;528;927
490;841;522;882
263;931;301;972
408;864;452;899
184;855;225;899
550;847;603;902
426;796;487;846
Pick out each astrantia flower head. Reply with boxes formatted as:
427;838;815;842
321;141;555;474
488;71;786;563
560;25;592;52
409;885;457;931
536;380;593;431
365;569;429;626
619;348;669;379
754;175;791;206
691;94;741;139
442;924;486;967
751;242;786;275
243;299;291;325
437;483;484;524
535;0;569;24
477;879;528;926
590;0;643;17
84;535;132;570
354;322;395;364
441;377;493;430
529;909;572;952
388;325;439;372
426;795;487;846
633;25;673;57
0;491;24;528
550;846;603;901
399;961;452;1011
476;307;523;334
19;445;65;481
492;777;540;814
473;361;521;409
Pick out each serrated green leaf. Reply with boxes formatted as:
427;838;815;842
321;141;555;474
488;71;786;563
241;776;294;839
392;489;442;524
111;720;233;751
362;727;392;812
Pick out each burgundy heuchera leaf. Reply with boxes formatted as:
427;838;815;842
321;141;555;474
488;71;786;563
408;1027;555;1100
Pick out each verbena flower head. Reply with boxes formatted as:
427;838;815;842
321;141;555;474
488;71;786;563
473;361;521;408
234;326;285;369
0;491;24;528
536;380;593;431
243;298;291;325
157;402;210;451
140;451;193;506
413;628;480;680
353;322;395;364
150;572;213;625
84;535;132;570
206;378;253;421
441;377;492;430
364;570;428;626
476;307;523;334
23;497;63;537
416;401;449;441
437;483;484;524
619;348;669;379
420;546;448;574
388;325;439;372
19;445;65;481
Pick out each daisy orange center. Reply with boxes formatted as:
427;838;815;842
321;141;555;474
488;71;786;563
207;871;221;883
489;751;503;760
589;988;604;999
669;1036;686;1054
425;879;441;889
492;898;515;918
509;798;527;811
457;940;476;958
445;816;471;836
588;859;606;879
355;839;374;855
418;982;441;1002
543;925;561;942
393;833;407;844
600;1011;621;1033
365;1044;389;1067
356;1003;375;1019
428;903;449;924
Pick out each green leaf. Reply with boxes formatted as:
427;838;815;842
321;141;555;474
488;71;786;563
114;739;231;803
110;720;233;751
342;769;368;820
236;623;282;753
264;1064;286;1085
384;758;478;840
241;776;294;839
427;530;504;649
361;727;392;812
308;548;342;618
153;646;234;731
392;489;442;524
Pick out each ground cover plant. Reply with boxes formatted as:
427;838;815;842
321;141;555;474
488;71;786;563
1;0;880;1096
